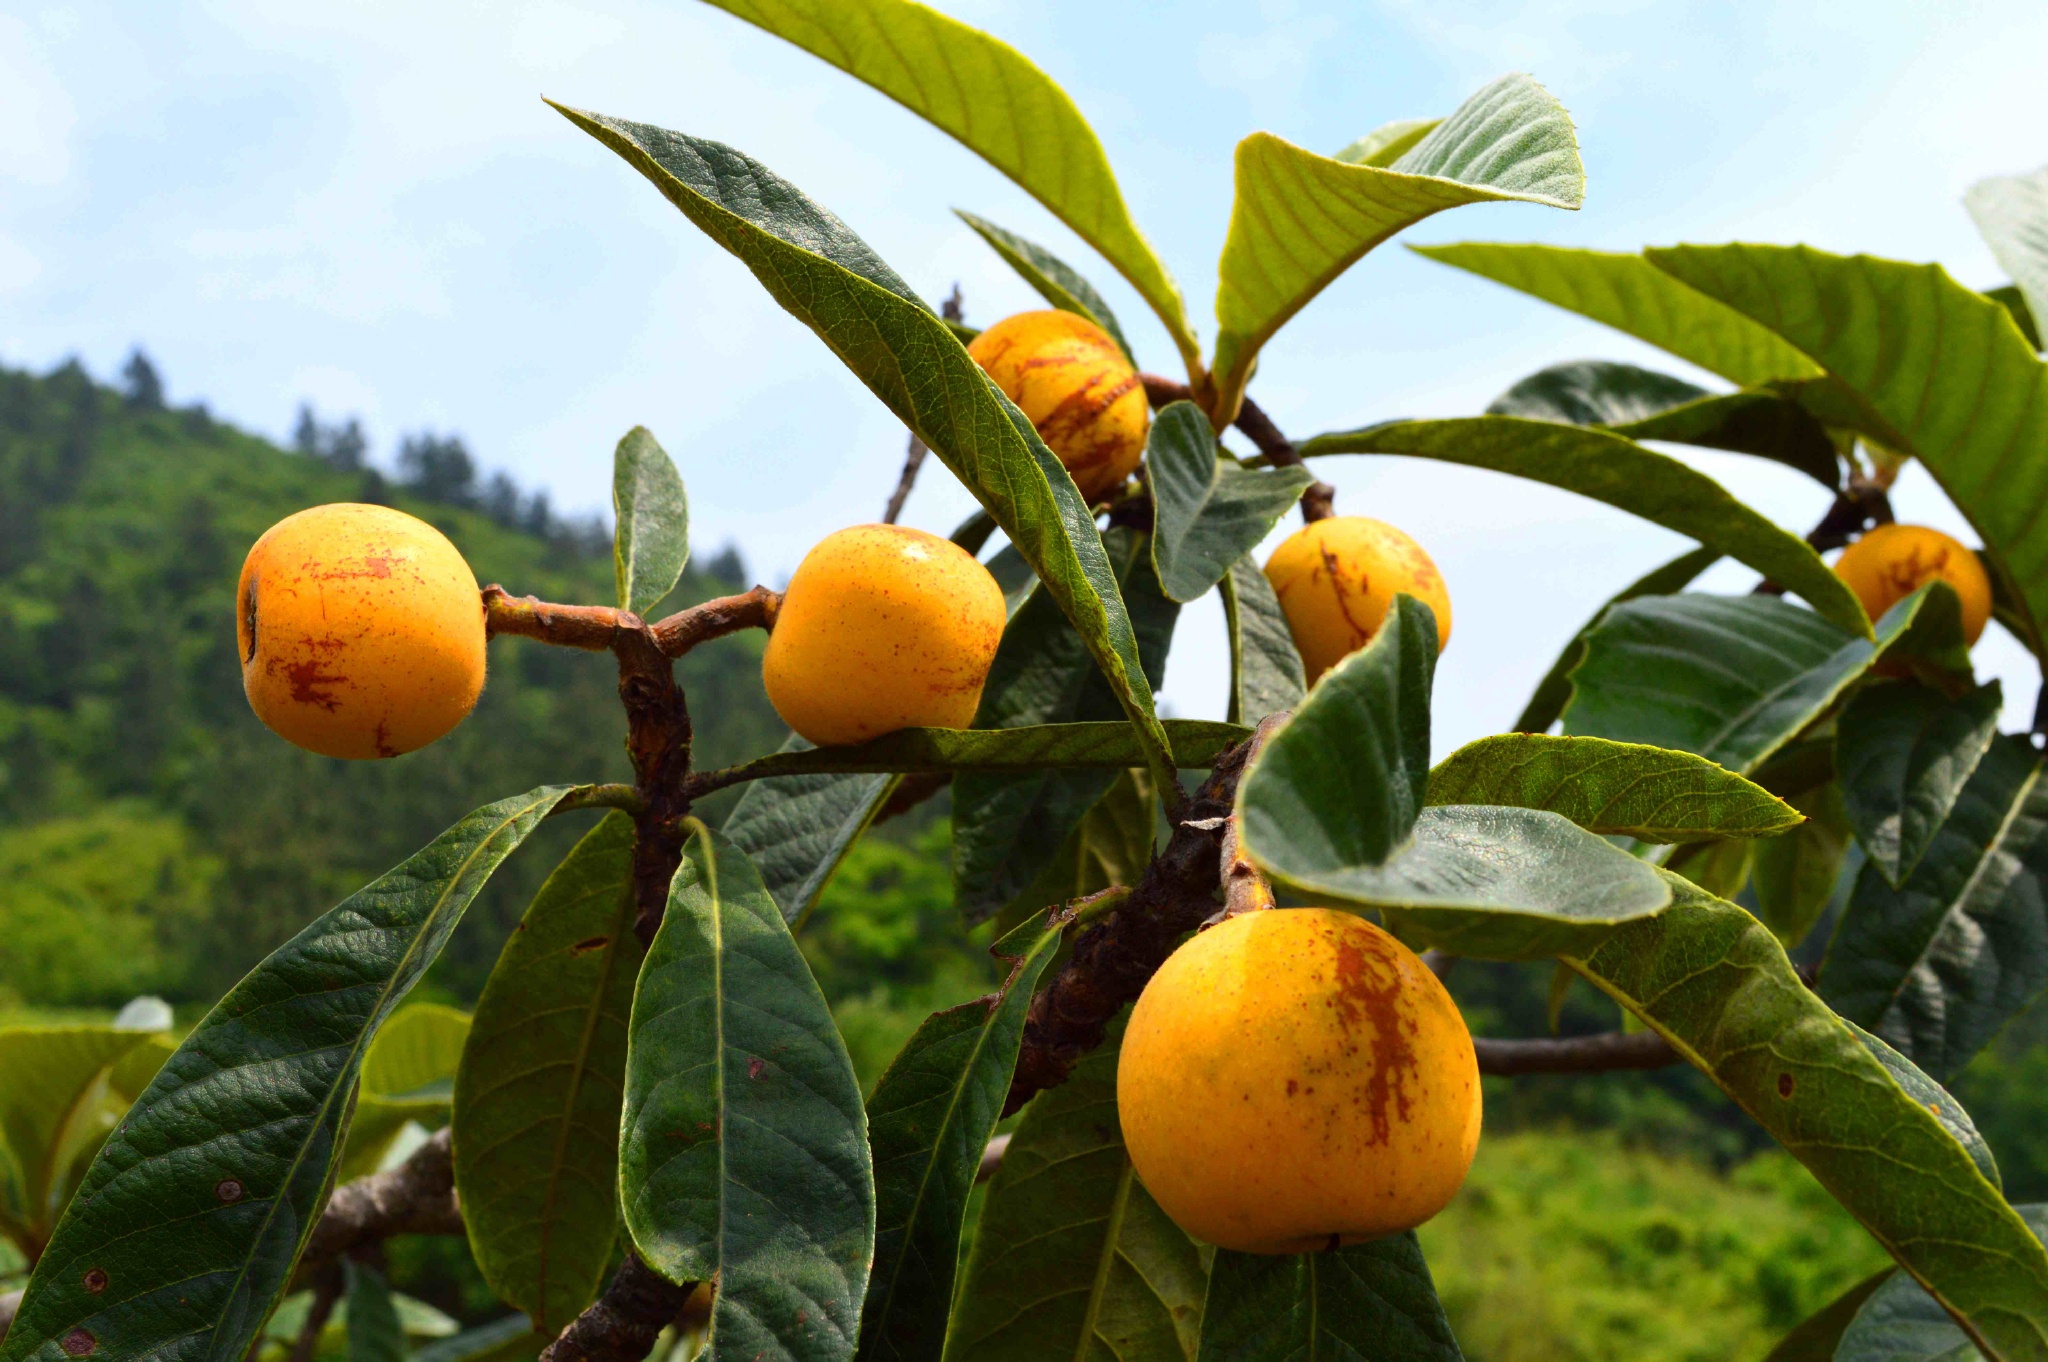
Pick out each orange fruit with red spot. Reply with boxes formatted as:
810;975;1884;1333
1833;523;1992;643
1264;516;1452;684
237;503;487;759
1118;908;1481;1253
966;310;1148;502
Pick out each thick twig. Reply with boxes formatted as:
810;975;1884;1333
483;585;780;661
289;1264;344;1362
883;285;963;523
297;1128;461;1278
1473;1032;1678;1075
540;1255;696;1362
1140;373;1334;521
1755;474;1895;595
613;625;693;947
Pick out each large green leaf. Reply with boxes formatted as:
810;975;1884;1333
1423;732;1799;842
1335;117;1443;168
953;211;1132;361
944;1013;1206;1362
0;1027;166;1259
0;786;571;1362
723;734;899;926
611;425;689;615
1411;242;1826;387
454;813;642;1335
1195;1239;1460;1362
1836;1206;2048;1362
1512;544;1720;734
1847;1019;2000;1189
1647;244;2048;654
1211;74;1582;420
1219;555;1305;726
702;721;1244;788
1990;285;2044;352
1564;588;1931;775
558;107;1176;793
1837;681;2003;887
856;927;1061;1362
345;1260;407;1362
340;1001;471;1179
1237;596;1670;957
1751;783;1854;948
1822;735;2048;1082
619;821;872;1361
1147;401;1313;604
1567;871;2048;1360
996;768;1157;934
1762;1272;1895;1362
698;0;1198;373
1967;167;2048;357
1300;416;1867;634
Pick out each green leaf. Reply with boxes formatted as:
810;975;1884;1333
1836;1206;2048;1361
1752;783;1853;948
1564;589;1931;775
346;1260;408;1362
706;721;1245;787
1237;596;1670;957
1968;166;2048;340
1646;244;2048;654
945;1012;1206;1362
698;0;1199;373
0;1027;164;1257
340;1001;471;1180
1334;117;1442;167
1989;285;2043;351
1411;242;1826;387
1488;359;1840;488
1147;402;1314;604
1195;1238;1461;1362
954;211;1132;361
611;425;689;616
0;786;571;1362
995;768;1157;934
557;106;1178;795
1512;544;1720;734
1423;732;1800;841
856;927;1062;1362
1298;416;1869;635
1822;735;2048;1082
1761;1271;1894;1362
1212;74;1582;419
1220;555;1306;726
1837;681;2003;887
1567;871;2048;1360
1846;1019;2000;1190
619;821;872;1360
723;734;900;927
454;812;643;1335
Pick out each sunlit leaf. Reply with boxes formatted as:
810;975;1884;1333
340;1001;470;1180
1147;402;1313;603
0;1027;165;1259
1967;165;2048;339
1334;117;1442;168
954;211;1132;361
1837;681;2003;887
612;425;690;615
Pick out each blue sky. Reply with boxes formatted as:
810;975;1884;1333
5;0;2045;752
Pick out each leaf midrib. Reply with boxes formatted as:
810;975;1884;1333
1072;1158;1138;1362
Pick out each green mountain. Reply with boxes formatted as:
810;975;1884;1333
0;358;784;1006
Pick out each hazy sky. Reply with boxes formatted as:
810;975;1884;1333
6;0;2045;753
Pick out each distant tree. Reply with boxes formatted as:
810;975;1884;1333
396;430;477;506
293;403;370;472
482;470;523;527
120;349;164;411
703;543;748;586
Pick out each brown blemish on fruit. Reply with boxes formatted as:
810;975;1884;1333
1777;1072;1795;1099
242;581;259;664
570;935;610;955
281;657;348;711
1329;930;1417;1143
1318;542;1374;643
82;1268;108;1294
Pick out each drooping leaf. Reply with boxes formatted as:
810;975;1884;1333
1423;732;1799;842
1487;357;1708;425
1195;1238;1461;1362
619;821;872;1362
1220;555;1306;726
1834;1205;2048;1362
454;813;643;1335
951;529;1181;920
1147;402;1314;604
1568;871;2048;1359
945;1013;1206;1362
1237;596;1669;957
856;927;1062;1362
723;733;900;926
340;1001;471;1180
1751;782;1854;948
1512;544;1720;734
1760;1271;1895;1362
611;425;690;615
0;1027;166;1259
701;721;1244;790
557;107;1177;794
697;0;1199;372
1299;417;1869;635
1564;588;1931;775
1211;74;1582;421
1967;165;2048;344
345;1260;408;1362
1822;735;2048;1082
1411;242;1827;387
1647;243;2048;655
0;787;572;1362
954;211;1132;361
1334;117;1443;168
1837;680;2003;887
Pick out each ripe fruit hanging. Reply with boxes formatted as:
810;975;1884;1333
237;503;487;760
1265;516;1452;684
966;310;1148;502
1118;909;1480;1254
1833;523;1992;644
762;524;1006;746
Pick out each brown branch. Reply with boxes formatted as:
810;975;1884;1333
540;1255;696;1362
647;586;780;657
483;585;780;662
297;1128;461;1278
1755;474;1894;595
1140;373;1334;521
883;284;962;524
288;1264;344;1362
1474;1032;1678;1075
